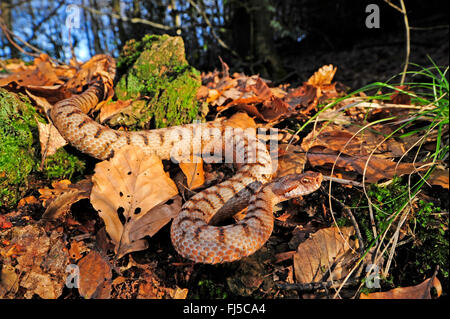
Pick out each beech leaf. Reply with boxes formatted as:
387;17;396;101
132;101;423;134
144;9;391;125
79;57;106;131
90;145;180;258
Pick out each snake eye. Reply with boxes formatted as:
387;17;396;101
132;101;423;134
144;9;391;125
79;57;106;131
302;178;310;183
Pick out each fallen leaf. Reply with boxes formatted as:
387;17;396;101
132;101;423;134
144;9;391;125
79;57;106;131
171;287;189;299
90;145;179;257
274;144;307;178
137;271;169;299
360;276;442;299
179;157;205;190
307;64;337;86
0;215;13;230
390;85;412;105
68;240;88;262
0;265;19;298
427;168;449;189
99;99;133;123
40;179;93;220
36;120;68;158
0;54;62;88
38;179;72;206
78;250;112;299
301;124;406;158
306;148;427;183
284;83;318;114
17;195;39;207
294;226;359;283
0;224;69;299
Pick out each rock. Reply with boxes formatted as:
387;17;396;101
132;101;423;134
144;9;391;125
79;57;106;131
111;34;202;129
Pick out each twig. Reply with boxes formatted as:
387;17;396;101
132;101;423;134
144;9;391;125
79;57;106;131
324;189;365;254
399;0;410;85
275;277;361;292
322;175;364;188
80;5;172;31
0;18;40;58
0;17;63;65
186;0;239;57
383;0;410;84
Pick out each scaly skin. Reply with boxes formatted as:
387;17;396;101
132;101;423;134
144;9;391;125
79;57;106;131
49;55;322;264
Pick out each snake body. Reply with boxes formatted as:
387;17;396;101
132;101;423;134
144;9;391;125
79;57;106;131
49;56;322;264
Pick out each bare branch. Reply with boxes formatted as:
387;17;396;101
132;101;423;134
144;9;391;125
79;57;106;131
79;5;172;31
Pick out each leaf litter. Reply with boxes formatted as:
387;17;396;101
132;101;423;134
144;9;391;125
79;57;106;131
0;53;447;299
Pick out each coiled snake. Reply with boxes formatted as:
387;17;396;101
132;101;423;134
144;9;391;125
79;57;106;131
48;56;323;264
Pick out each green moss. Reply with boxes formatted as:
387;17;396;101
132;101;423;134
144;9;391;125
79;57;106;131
112;34;201;129
349;177;448;285
404;200;448;282
0;88;86;208
192;279;229;299
0;88;38;208
42;148;85;181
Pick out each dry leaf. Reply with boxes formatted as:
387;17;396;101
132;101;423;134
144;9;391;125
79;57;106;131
307;64;337;86
78;250;112;299
0;265;19;298
179;157;205;190
301;124;406;158
428;168;449;189
36;120;68;158
38;179;72;206
68;240;87;262
0;54;62;88
360;277;442;299
171;287;189;299
17;195;39;207
40;179;93;220
0;224;69;299
274;144;307;178
222;111;256;129
90;145;180;257
306;149;426;183
294;226;358;283
99;99;133;123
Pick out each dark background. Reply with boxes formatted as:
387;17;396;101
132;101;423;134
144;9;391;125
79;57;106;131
0;0;448;88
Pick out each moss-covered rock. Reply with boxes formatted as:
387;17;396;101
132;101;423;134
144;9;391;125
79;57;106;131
111;34;202;129
0;88;86;209
0;88;38;208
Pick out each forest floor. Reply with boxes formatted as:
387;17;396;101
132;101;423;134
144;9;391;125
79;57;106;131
0;31;448;300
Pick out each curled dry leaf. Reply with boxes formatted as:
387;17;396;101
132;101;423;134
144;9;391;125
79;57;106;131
307;64;337;86
171;287;189;299
38;179;72;206
90;145;180;258
39;179;93;220
293;226;359;284
360;276;442;299
427;168;449;189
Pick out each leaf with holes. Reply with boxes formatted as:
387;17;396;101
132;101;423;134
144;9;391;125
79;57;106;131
90;145;180;258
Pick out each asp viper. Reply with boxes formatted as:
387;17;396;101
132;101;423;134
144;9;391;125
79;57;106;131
48;55;322;264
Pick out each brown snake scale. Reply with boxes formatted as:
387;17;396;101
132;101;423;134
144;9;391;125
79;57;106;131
49;56;323;264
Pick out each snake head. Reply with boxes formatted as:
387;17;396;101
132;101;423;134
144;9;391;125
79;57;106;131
271;171;323;200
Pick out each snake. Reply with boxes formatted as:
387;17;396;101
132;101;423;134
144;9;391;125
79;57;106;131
48;55;323;264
